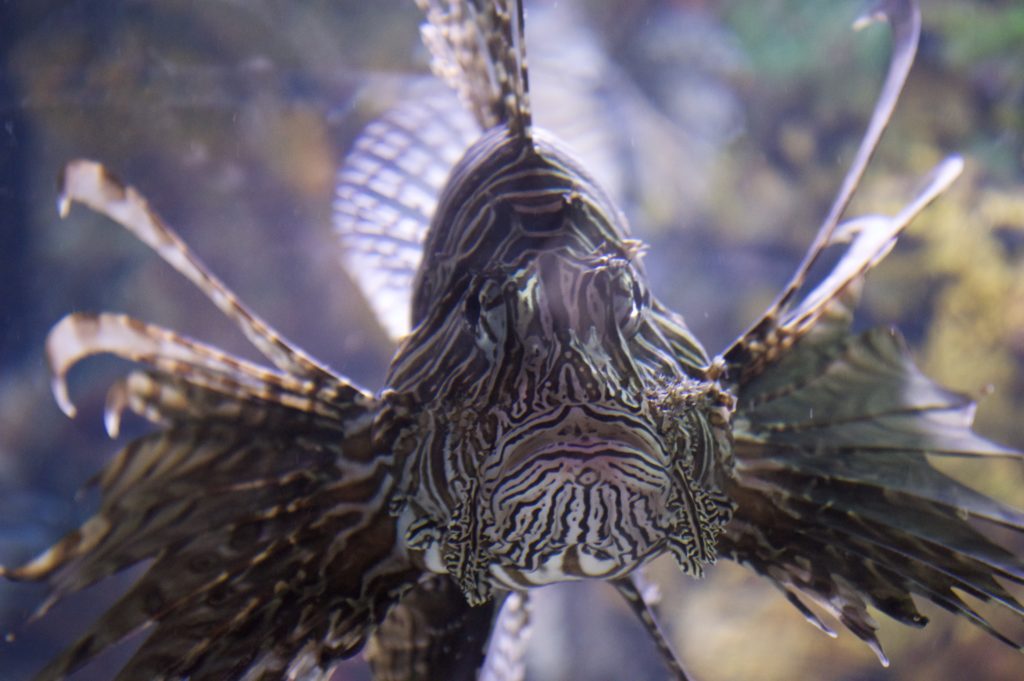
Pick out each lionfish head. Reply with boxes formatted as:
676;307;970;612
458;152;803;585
469;246;731;586
387;130;734;603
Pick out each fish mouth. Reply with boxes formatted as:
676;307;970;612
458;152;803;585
480;409;679;581
489;404;667;475
483;450;672;584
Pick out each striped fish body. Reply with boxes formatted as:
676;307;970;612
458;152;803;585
3;1;1023;680
380;125;734;603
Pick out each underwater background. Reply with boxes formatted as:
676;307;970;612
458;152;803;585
0;1;1022;679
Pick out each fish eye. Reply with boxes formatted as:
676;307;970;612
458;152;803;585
608;266;646;338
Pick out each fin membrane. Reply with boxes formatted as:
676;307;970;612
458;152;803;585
723;326;1024;662
334;84;479;341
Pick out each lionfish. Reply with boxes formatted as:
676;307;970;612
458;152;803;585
3;0;1023;679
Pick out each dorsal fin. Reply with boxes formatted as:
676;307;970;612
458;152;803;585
334;82;481;341
416;0;532;136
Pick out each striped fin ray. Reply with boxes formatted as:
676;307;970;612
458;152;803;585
478;591;530;681
613;577;693;681
415;0;531;135
722;154;962;384
45;311;372;430
3;357;417;680
11;362;356;597
723;326;1024;662
334;84;480;340
722;0;926;383
21;429;411;681
59;160;338;383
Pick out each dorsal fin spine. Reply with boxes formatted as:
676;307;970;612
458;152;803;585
417;0;532;137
